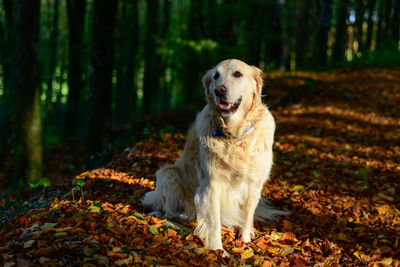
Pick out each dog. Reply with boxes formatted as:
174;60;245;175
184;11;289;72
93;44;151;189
142;59;287;251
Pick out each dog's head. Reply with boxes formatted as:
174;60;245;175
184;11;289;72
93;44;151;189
202;59;263;119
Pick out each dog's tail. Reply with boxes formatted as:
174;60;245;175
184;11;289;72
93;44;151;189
254;197;290;222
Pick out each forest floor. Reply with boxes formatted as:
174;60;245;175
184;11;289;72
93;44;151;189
1;68;400;266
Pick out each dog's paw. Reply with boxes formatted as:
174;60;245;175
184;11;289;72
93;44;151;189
148;211;163;217
242;229;255;243
222;250;231;258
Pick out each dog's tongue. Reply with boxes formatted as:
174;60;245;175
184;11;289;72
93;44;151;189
218;102;234;110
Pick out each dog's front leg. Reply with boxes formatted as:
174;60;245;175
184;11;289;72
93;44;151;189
241;191;261;243
194;182;223;250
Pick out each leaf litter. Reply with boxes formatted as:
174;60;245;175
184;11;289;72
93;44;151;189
1;69;400;266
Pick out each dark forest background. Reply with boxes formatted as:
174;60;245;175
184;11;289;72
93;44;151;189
0;0;399;190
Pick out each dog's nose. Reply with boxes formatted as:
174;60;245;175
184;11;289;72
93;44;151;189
215;85;226;97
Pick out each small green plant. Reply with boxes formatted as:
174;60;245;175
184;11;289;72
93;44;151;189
72;179;85;202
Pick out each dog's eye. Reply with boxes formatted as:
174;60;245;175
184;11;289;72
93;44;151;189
213;72;220;80
233;71;242;78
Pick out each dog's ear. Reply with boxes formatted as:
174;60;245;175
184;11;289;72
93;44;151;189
251;66;263;94
202;69;213;95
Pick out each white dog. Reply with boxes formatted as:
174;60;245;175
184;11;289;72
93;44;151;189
142;59;287;250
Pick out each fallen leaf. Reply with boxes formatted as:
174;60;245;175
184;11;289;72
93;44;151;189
377;258;393;266
241;248;254;260
374;246;392;254
292;185;304;192
149;225;158;235
88;204;100;213
23;240;35;249
256;238;268;249
280;247;294;256
268;247;280;255
54;232;68;238
353;250;361;260
40;222;58;230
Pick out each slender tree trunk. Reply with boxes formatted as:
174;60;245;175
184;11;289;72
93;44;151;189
383;0;392;43
14;0;42;187
365;0;376;51
332;0;349;64
115;0;129;125
128;0;139;117
160;0;171;109
65;0;86;138
355;0;365;52
392;0;400;46
205;0;217;39
247;4;263;66
1;0;16;113
282;0;296;70
376;0;384;49
87;0;118;155
143;0;160;113
265;0;283;69
182;0;206;104
115;0;139;125
218;0;236;48
311;0;333;69
295;0;318;69
46;0;59;110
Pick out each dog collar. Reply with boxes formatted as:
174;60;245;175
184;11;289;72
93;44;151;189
212;124;253;138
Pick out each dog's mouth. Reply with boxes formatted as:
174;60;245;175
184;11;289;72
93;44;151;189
217;97;242;114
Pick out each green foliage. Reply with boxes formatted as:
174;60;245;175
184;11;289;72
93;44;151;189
350;46;400;68
29;177;51;188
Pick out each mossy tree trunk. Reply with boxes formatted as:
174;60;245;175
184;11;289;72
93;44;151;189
14;0;42;188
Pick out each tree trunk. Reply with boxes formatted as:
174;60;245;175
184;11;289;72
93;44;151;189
355;0;365;52
311;0;333;69
295;0;319;69
282;0;296;71
376;0;384;49
160;0;171;109
143;0;160;114
14;0;42;187
392;0;400;46
87;0;118;156
46;0;59;110
265;0;283;69
115;0;139;124
181;0;206;104
365;0;376;51
115;1;128;125
332;0;349;64
383;0;392;43
65;0;86;138
1;0;17;113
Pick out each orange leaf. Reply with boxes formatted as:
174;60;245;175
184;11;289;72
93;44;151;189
18;216;29;225
167;229;177;238
282;232;296;240
256;238;269;249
